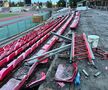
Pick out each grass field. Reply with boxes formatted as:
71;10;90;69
0;13;18;18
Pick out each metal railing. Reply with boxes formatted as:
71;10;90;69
0;17;38;41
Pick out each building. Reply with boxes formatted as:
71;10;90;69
88;0;108;9
24;0;31;6
77;0;87;6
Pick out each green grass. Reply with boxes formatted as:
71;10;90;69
0;13;18;18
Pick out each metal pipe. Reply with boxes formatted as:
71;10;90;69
69;32;73;63
72;33;75;60
51;32;71;41
26;44;71;62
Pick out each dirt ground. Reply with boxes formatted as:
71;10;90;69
76;9;108;90
37;9;108;90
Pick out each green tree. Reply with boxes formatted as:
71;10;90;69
10;2;16;7
46;1;52;8
69;0;73;8
69;0;82;8
57;0;66;7
39;2;42;7
69;0;76;8
18;2;24;6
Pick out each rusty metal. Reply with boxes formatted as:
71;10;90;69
51;32;71;41
93;48;108;60
72;33;95;63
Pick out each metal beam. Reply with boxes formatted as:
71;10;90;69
26;44;71;62
69;32;73;63
83;33;95;65
51;32;71;41
84;33;95;60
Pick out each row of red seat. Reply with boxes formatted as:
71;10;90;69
0;18;59;60
0;15;69;90
0;17;63;68
39;13;74;55
76;11;80;16
0;17;65;82
14;13;75;90
13;15;71;90
70;11;80;30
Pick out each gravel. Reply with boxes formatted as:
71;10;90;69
39;9;108;90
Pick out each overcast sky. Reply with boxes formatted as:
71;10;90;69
7;0;59;3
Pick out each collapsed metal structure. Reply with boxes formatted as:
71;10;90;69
93;48;108;60
0;10;75;89
25;32;95;84
72;33;95;63
0;10;97;89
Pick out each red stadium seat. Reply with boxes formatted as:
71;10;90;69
29;40;33;46
41;34;49;43
0;65;13;81
33;37;38;42
37;35;41;39
22;44;28;50
0;52;6;60
23;48;31;58
7;61;14;72
0;57;7;67
0;68;9;81
31;38;36;44
37;40;41;47
42;45;50;51
7;52;15;62
15;47;23;56
3;45;10;54
13;55;23;68
14;42;21;50
0;48;7;59
31;43;38;52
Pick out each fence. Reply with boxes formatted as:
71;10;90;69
0;17;38;41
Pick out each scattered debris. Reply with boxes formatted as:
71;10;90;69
82;69;89;77
55;63;78;82
93;48;108;60
94;71;101;77
26;72;46;88
105;66;108;70
58;53;69;59
57;82;65;87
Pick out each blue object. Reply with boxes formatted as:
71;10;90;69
75;72;80;86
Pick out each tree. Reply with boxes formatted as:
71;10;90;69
39;2;42;8
69;0;77;8
69;0;73;8
46;1;52;8
57;0;66;7
69;0;82;8
10;2;16;7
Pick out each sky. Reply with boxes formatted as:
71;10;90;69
7;0;59;3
